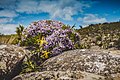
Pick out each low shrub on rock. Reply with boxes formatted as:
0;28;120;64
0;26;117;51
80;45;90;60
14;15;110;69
20;20;80;73
22;20;80;56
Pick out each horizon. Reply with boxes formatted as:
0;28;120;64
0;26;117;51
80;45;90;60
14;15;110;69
0;0;120;34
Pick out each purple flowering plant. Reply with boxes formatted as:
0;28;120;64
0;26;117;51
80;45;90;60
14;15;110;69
20;20;80;73
22;20;80;58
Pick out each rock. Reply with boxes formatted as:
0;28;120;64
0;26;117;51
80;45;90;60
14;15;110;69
40;49;120;77
0;44;30;80
90;46;101;50
12;49;120;80
111;73;120;80
12;71;105;80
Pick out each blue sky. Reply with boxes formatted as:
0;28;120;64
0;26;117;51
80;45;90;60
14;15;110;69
0;0;120;34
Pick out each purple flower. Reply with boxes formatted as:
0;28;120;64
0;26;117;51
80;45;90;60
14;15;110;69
22;20;80;55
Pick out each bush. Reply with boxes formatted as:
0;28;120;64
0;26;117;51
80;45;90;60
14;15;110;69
20;20;80;73
22;20;80;56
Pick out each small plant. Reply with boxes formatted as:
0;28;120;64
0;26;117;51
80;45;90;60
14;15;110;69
15;25;24;45
22;56;36;73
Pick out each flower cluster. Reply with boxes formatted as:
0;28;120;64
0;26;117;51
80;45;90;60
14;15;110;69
22;20;80;56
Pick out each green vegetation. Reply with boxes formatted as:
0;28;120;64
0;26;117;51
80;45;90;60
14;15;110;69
77;22;120;49
15;25;24;45
0;25;24;45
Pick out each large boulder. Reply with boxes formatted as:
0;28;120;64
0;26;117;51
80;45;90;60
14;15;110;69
12;71;105;80
0;45;30;80
40;49;120;77
12;49;120;80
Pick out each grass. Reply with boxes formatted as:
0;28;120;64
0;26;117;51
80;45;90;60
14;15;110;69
0;34;17;44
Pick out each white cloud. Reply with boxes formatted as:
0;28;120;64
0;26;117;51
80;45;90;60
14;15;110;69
83;14;107;23
0;10;18;17
0;0;17;9
0;10;18;25
0;24;18;34
16;0;90;20
0;18;13;23
77;14;107;24
16;0;39;14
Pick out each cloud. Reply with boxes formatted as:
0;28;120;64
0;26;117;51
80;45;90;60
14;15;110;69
0;0;95;34
83;14;107;23
0;24;18;35
0;17;13;23
16;0;39;14
0;9;18;25
77;17;82;21
0;0;17;9
0;10;18;17
0;0;92;21
16;0;90;20
77;14;107;25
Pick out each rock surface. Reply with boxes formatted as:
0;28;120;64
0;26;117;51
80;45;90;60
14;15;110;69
40;49;120;77
0;44;30;80
13;49;120;80
12;71;105;80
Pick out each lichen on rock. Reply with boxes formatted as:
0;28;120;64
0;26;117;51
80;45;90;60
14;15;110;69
40;49;120;78
12;71;105;80
0;44;30;80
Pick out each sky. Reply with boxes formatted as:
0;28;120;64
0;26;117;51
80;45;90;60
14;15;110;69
0;0;120;34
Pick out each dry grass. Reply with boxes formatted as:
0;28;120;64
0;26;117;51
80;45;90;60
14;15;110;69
0;35;17;44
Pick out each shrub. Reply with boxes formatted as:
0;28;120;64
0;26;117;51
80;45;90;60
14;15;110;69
20;20;80;73
22;20;80;56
